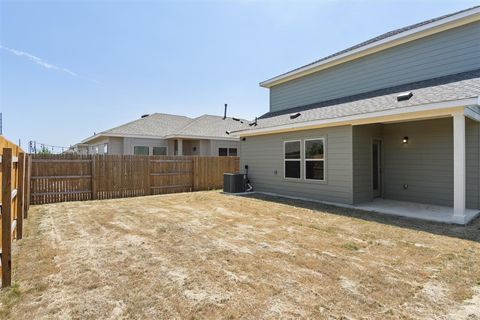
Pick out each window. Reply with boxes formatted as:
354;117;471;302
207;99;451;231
95;146;99;154
218;148;228;156
134;146;149;155
103;143;108;154
284;140;301;179
228;148;237;156
219;147;238;156
153;146;167;155
304;138;325;180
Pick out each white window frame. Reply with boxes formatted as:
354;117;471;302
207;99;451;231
152;146;168;156
283;140;301;180
304;138;326;182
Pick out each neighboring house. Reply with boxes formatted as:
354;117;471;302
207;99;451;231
235;6;480;224
80;113;248;156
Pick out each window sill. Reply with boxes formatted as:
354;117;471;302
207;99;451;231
282;177;328;185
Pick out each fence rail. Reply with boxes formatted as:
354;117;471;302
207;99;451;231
30;154;240;205
0;137;30;288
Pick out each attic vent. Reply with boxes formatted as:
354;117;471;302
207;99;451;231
290;112;301;119
397;92;413;102
141;114;150;118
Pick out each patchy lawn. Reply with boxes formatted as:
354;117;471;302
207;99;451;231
1;191;480;319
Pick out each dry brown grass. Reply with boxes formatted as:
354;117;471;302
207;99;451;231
1;191;480;319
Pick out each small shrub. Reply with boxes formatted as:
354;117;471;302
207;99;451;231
342;243;359;251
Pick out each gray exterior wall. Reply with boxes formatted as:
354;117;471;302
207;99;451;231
466;118;480;209
88;137;110;154
350;118;479;209
243;117;480;210
181;140;201;155
240;125;354;205
123;137;172;155
270;21;480;112
382;118;454;207
208;139;240;156
85;136;240;156
108;137;124;155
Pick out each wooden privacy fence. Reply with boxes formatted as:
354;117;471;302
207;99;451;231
30;154;240;204
0;138;31;288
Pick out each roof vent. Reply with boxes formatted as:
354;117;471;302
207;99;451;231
225;130;231;135
290;112;301;119
141;114;150;118
397;92;413;102
249;117;258;127
232;117;240;121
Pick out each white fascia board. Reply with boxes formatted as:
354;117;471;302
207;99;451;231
260;8;480;88
81;133;166;143
82;133;240;143
81;134;105;143
238;97;479;137
163;134;240;141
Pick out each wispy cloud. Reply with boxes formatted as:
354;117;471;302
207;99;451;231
0;45;79;77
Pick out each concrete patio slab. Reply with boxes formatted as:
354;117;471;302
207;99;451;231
356;198;480;225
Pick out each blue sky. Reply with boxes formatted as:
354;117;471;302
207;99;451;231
1;0;478;150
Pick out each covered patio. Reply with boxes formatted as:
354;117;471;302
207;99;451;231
352;106;480;225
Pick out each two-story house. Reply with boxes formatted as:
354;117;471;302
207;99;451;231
236;6;480;224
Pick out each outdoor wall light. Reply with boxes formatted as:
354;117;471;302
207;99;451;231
402;136;409;144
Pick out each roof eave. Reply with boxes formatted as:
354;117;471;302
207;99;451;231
260;8;480;88
163;134;240;141
237;97;480;137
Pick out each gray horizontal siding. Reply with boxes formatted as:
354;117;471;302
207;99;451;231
383;119;453;207
382;118;479;209
466;118;480;209
270;21;480;112
240;126;353;205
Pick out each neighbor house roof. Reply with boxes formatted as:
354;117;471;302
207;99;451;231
82;113;249;143
235;69;480;135
99;113;192;137
260;6;480;88
166;115;249;139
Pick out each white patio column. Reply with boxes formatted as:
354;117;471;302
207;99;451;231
177;139;183;156
452;111;466;224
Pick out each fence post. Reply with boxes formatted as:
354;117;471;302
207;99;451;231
192;156;198;191
25;154;32;216
145;156;151;196
91;155;97;200
16;153;25;239
2;148;13;287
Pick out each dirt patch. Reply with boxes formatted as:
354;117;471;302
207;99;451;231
1;191;480;319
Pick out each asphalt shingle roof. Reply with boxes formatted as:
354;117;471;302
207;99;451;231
239;69;480;131
263;6;480;84
102;113;193;137
173;115;250;138
89;113;250;141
